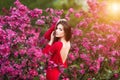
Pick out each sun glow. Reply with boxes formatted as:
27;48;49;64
107;2;120;15
111;3;119;13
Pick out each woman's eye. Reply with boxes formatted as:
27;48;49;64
56;27;62;31
59;28;62;31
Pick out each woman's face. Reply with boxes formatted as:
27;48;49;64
55;24;65;38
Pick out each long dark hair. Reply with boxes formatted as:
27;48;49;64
53;20;71;43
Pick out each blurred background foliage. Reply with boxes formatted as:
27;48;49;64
0;0;120;23
0;0;88;15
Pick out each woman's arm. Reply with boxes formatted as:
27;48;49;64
44;23;56;41
42;42;60;55
43;31;55;54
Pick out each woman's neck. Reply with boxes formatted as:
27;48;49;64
59;37;66;43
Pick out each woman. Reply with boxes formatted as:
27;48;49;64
43;19;71;80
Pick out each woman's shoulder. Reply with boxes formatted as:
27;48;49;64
51;41;63;51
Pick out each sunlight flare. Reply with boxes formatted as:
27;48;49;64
107;2;120;15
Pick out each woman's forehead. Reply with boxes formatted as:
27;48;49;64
57;24;63;29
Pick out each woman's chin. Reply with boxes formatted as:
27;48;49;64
55;35;58;37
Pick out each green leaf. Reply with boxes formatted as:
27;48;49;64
33;76;39;80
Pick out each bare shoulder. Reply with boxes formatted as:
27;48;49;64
63;41;71;49
68;41;71;50
67;41;71;48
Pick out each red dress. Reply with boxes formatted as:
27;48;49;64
43;23;67;80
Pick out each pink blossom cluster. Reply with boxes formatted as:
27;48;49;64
0;0;63;80
65;0;120;79
1;0;120;80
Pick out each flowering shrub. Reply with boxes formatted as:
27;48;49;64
0;0;63;80
62;0;120;80
0;0;120;80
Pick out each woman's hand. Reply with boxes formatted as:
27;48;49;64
50;31;55;41
48;31;55;45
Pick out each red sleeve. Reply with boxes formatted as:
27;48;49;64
44;23;56;41
42;42;59;55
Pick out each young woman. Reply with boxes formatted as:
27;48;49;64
43;19;71;80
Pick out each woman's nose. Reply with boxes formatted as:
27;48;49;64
56;29;58;33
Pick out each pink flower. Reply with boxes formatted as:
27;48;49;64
69;8;74;13
6;29;16;40
29;69;38;77
111;50;119;56
107;34;117;44
62;78;70;80
73;28;82;36
78;20;88;28
80;64;84;68
80;53;90;61
0;25;2;28
74;13;82;18
39;74;46;80
97;44;104;50
69;53;75;61
110;57;116;65
14;0;21;7
18;5;28;14
114;73;119;78
34;49;43;59
36;19;45;25
14;51;19;57
81;38;91;50
91;45;97;53
0;44;10;57
14;0;28;15
55;10;63;15
19;49;26;56
80;69;85;74
34;8;42;14
52;17;60;23
89;60;101;74
28;8;42;18
65;16;70;21
13;64;22;69
46;8;54;14
41;16;45;19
